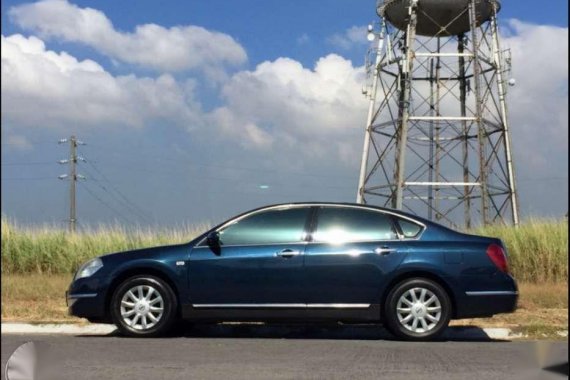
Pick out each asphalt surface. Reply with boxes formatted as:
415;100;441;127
1;324;568;380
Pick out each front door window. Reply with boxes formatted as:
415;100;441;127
218;207;310;246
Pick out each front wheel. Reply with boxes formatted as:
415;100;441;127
110;275;178;337
384;278;451;341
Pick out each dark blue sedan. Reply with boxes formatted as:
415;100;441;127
66;202;518;340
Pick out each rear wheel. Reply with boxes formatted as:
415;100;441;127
384;278;451;341
110;275;178;337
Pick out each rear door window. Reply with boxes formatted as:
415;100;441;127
313;207;398;243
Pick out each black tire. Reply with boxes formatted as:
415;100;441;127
110;275;178;337
384;278;451;341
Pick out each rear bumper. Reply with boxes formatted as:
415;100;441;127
456;290;518;318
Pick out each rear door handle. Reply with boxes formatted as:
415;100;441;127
375;247;397;255
275;249;301;258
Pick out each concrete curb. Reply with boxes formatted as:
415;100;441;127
0;323;533;340
2;323;115;335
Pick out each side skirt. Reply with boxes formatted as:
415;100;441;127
181;304;381;323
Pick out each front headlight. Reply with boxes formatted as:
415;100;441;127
74;258;103;280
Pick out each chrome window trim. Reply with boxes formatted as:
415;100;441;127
195;203;427;248
465;291;519;296
192;303;371;309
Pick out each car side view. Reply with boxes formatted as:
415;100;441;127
66;202;518;340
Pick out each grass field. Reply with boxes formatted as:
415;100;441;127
1;217;567;337
2;217;567;283
471;219;568;283
1;218;208;275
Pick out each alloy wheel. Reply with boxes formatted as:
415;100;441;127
120;285;164;331
396;287;442;333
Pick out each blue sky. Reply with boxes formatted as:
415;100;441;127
2;1;567;70
1;0;568;229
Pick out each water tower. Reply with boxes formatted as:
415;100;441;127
356;0;519;228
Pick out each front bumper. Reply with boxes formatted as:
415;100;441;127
66;276;110;320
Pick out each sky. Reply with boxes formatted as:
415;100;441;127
1;0;568;229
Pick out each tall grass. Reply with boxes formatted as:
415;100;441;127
1;217;567;282
1;218;208;275
472;218;568;283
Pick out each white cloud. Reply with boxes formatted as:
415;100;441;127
327;25;368;50
1;34;203;130
209;54;368;161
2;9;567;191
9;0;247;74
205;20;568;199
502;20;568;162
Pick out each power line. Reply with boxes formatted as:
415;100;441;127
1;162;55;166
57;137;142;228
80;163;153;224
85;159;153;222
517;177;568;182
1;141;56;146
78;181;135;225
83;143;359;181
1;177;55;181
75;155;356;191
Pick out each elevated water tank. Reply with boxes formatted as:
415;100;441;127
377;0;500;36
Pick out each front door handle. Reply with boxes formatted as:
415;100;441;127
275;249;301;258
375;247;397;256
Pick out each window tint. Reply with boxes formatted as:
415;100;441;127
218;207;310;246
397;218;423;238
313;207;397;243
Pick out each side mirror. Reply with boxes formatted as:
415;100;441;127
206;231;219;245
206;231;221;255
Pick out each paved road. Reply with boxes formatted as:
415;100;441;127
2;324;567;380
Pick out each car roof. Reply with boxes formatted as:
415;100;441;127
250;202;432;225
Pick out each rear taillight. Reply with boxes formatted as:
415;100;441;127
486;243;509;273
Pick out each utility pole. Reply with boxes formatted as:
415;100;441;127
59;136;85;233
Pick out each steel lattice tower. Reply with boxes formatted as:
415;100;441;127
356;0;519;228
